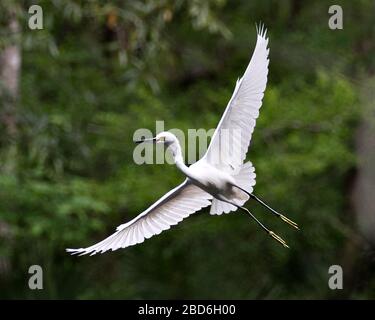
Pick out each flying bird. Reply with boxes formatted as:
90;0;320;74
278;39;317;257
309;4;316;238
67;25;298;256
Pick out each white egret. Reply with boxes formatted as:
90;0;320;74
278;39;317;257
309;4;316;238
67;25;298;256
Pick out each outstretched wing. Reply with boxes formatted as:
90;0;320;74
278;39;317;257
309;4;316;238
66;180;212;256
203;25;269;172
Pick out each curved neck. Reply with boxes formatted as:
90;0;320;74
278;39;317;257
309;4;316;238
176;159;190;177
168;142;191;178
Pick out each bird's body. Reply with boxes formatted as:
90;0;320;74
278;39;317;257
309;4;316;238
176;149;248;205
67;25;298;256
189;162;238;199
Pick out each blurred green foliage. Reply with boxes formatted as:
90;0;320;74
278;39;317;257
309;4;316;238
0;0;374;299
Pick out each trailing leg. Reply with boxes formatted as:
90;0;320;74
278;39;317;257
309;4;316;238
233;184;299;230
221;199;289;248
250;193;299;230
238;205;289;248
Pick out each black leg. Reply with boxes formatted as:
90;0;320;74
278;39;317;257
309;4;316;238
250;193;299;230
220;198;289;248
231;184;299;230
238;205;289;248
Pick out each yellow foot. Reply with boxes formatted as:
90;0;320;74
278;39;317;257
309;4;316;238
269;231;289;248
280;214;299;230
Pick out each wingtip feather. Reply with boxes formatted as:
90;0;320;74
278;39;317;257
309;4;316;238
255;22;268;40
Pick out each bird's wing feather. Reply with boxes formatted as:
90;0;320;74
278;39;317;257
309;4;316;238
66;180;212;256
203;25;269;172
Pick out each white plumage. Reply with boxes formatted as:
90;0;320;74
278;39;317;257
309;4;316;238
67;25;298;256
68;181;212;256
204;25;269;172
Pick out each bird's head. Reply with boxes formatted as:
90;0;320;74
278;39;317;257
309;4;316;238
135;131;178;146
155;131;178;145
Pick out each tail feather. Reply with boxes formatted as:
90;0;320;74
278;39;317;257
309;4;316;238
235;161;256;194
210;161;256;215
210;200;237;215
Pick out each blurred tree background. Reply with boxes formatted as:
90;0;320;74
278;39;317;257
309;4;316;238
1;0;374;299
